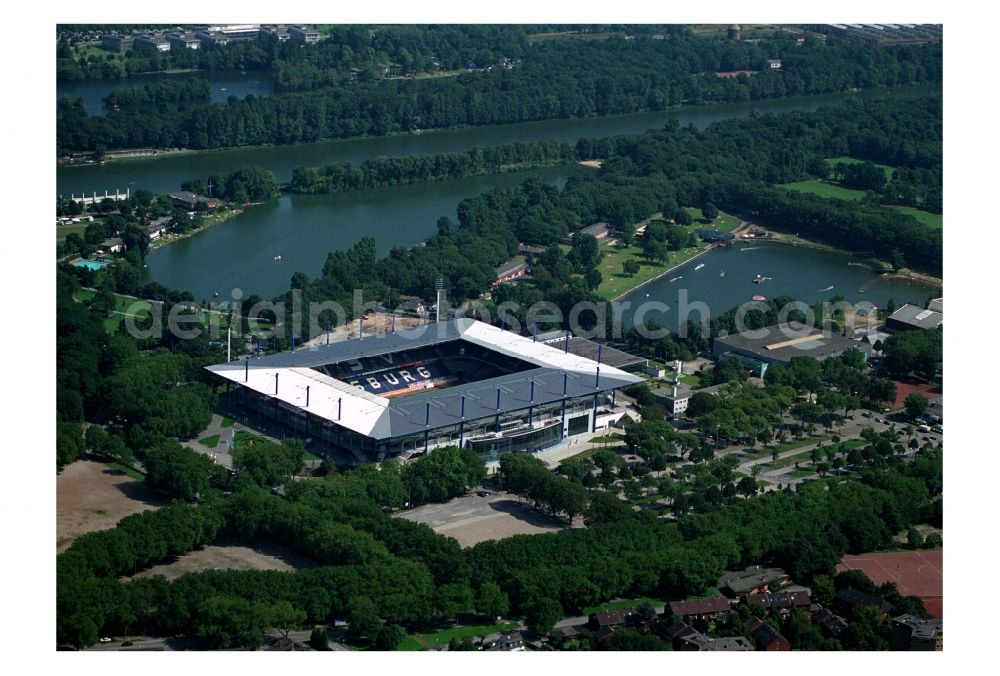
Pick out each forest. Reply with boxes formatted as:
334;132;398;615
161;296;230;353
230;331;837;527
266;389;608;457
56;30;940;153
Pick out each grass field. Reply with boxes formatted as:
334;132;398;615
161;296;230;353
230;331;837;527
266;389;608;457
684;207;742;232
743;434;830;460
397;622;519;651
594;242;702;300
106;295;152;333
891;206;942;229
581;597;667;616
200;435;220;449
779;179;867;201
221;417;235;428
57;224;87;243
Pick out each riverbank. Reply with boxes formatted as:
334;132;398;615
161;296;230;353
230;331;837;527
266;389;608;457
148;206;245;254
59;147;199;166
760;230;943;288
608;245;718;303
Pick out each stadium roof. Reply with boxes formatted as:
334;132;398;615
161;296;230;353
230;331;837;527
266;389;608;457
206;319;641;439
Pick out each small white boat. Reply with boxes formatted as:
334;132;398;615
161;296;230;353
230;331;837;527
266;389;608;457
669;276;683;283
817;285;834;292
694;263;705;271
274;255;282;261
719;270;726;277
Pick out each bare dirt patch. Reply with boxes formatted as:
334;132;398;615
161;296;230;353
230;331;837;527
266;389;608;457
57;458;166;553
398;492;573;547
129;538;317;581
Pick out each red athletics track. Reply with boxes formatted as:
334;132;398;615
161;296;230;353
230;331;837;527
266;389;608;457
837;550;942;618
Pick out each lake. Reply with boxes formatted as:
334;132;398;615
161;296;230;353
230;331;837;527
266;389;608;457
57;70;275;117
616;242;938;331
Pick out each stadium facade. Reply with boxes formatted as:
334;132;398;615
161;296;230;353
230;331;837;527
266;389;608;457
207;319;643;464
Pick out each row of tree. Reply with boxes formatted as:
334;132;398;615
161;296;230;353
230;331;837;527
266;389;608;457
56;32;941;153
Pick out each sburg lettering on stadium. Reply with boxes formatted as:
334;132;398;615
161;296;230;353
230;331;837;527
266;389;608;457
350;366;433;391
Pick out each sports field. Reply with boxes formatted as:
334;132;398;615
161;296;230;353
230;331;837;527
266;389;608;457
837;550;942;618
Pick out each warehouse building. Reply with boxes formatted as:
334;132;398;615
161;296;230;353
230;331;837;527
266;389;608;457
712;324;870;376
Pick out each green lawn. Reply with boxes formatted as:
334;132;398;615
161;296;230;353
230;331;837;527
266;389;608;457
679;373;704;388
891;206;942;229
581;597;667;616
743;434;830;460
589;433;624;444
302;450;324;461
768;449;817;471
221;417;235;428
684;207;741;232
778;179;867;201
57;224;87;243
200;434;220;449
595;242;702;300
104;461;144;481
73;288;96;303
788;467;817;478
397;622;519;651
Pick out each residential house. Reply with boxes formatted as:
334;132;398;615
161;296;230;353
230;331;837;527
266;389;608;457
588;609;632;631
834;588;896;618
743;590;811;618
747;616;791;651
891;614;942;651
485;630;525;651
99;237;124;254
666;597;731;622
811;607;848;639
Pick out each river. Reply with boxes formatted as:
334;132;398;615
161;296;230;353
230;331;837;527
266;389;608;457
56;84;939;197
63;83;940;313
57;70;275;117
617;242;938;332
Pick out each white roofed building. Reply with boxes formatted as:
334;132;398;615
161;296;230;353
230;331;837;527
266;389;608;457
208;319;642;464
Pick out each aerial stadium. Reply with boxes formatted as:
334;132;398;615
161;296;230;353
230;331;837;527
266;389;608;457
206;318;643;465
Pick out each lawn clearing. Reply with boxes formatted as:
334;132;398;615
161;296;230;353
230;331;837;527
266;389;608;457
891;206;942;229
221;417;235;428
73;288;96;303
397;622;520;651
684;207;742;232
778;179;867;201
581;597;667;616
595;241;705;300
200;434;220;449
57;224;87;243
744;434;829;460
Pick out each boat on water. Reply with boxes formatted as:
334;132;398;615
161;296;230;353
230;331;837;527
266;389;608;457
719;270;726;277
817;285;834;292
694;263;705;271
669;276;683;283
274;255;282;261
752;274;772;284
752;295;767;302
741;246;760;252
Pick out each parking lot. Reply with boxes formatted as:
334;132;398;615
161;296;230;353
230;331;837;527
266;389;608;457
398;491;574;547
